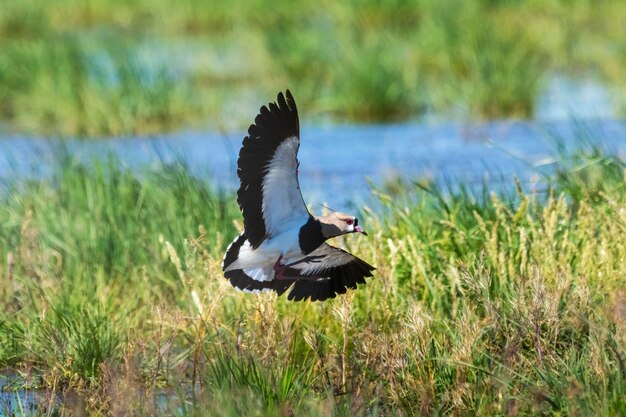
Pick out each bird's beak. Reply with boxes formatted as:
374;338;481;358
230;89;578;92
354;225;368;236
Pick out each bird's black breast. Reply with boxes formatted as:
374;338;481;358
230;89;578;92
299;216;324;255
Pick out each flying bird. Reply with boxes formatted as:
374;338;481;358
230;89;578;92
222;90;375;301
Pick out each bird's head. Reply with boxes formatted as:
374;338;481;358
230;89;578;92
317;212;368;239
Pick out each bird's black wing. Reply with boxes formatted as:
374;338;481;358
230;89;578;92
236;90;310;249
282;243;375;301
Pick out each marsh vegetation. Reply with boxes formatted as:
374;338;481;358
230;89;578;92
0;142;624;416
1;0;626;136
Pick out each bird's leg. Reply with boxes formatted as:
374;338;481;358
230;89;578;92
273;255;286;280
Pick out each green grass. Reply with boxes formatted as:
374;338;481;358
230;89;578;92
0;141;624;416
1;0;626;136
0;37;200;136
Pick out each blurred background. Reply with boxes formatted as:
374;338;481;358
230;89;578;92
2;0;626;134
1;0;625;200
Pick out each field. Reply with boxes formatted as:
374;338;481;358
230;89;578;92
1;0;626;136
1;0;626;415
0;141;624;416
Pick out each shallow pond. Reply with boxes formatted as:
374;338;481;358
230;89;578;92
0;377;56;417
1;118;625;213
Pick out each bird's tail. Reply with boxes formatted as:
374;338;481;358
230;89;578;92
222;233;291;294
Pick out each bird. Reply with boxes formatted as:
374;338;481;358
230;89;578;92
221;90;375;301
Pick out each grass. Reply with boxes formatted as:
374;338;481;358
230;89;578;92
1;0;626;136
0;138;624;416
0;37;200;137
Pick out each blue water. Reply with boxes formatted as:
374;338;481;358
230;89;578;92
1;118;625;213
0;377;56;416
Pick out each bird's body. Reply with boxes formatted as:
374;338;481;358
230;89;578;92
222;90;375;301
224;221;307;272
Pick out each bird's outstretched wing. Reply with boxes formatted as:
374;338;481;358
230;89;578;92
237;90;310;249
282;243;375;301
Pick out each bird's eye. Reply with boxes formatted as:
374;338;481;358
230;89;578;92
345;219;353;225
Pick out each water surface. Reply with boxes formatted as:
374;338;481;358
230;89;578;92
1;119;625;212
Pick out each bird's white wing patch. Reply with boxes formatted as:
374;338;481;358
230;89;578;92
242;264;275;282
224;237;277;272
241;287;273;294
261;136;310;237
